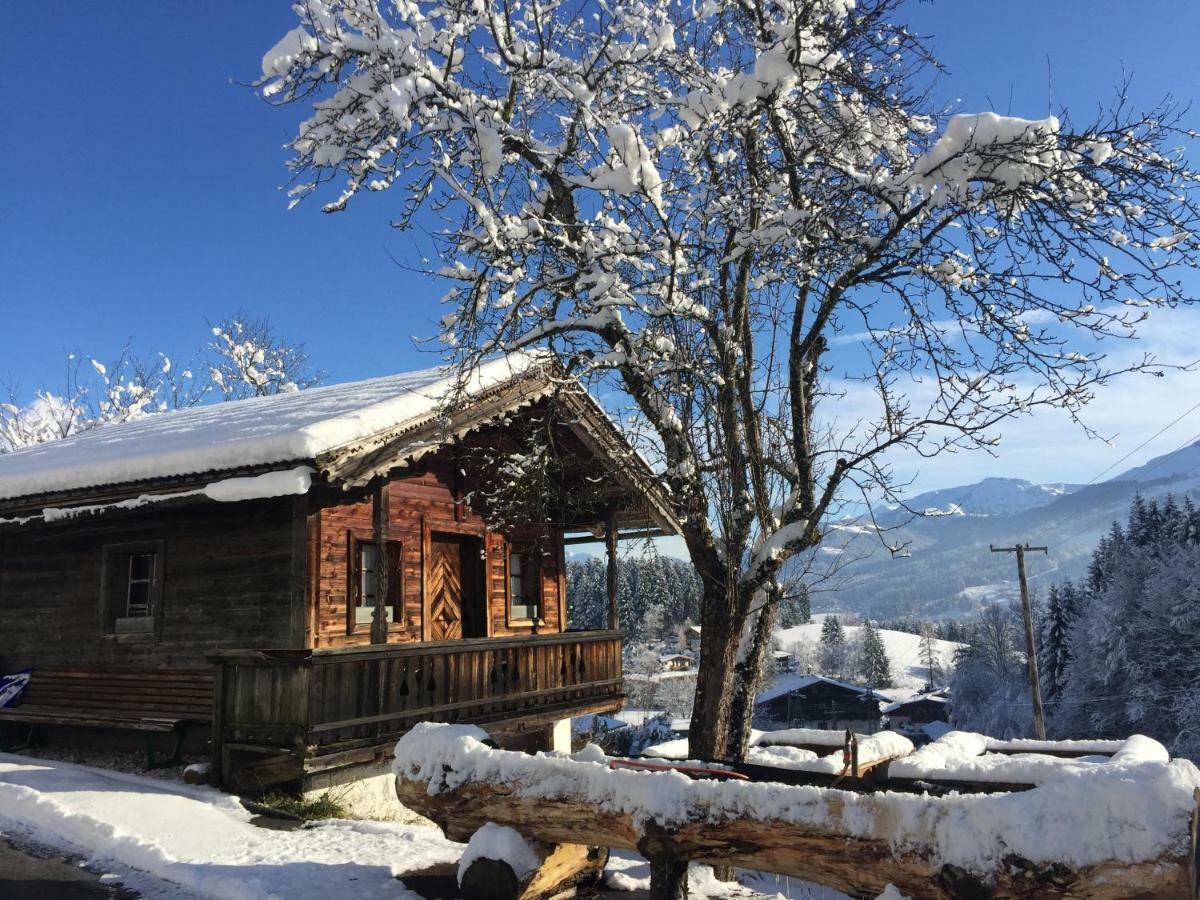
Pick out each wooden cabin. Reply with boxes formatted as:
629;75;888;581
658;653;693;672
0;355;678;793
753;674;890;734
881;693;950;730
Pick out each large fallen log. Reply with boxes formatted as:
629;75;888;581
394;723;1200;900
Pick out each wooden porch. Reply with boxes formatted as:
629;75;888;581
208;629;623;791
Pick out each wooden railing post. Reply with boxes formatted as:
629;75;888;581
209;657;226;788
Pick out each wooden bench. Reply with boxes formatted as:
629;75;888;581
0;668;213;768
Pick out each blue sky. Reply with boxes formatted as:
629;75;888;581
3;1;1200;492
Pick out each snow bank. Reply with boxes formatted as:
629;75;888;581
0;753;460;899
753;727;861;748
794;731;912;775
395;723;1200;875
639;738;819;770
984;737;1125;756
745;745;819;768
641;738;691;760
0;354;542;501
457;822;541;884
889;731;1172;786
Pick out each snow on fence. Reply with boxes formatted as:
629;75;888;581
393;722;1200;900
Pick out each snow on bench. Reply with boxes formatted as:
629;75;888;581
642;730;912;778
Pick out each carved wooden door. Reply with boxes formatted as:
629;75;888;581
428;536;465;640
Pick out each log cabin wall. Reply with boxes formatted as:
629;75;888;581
0;497;295;671
311;446;566;650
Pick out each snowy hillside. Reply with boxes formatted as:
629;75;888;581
775;616;963;701
811;436;1200;621
1113;438;1200;483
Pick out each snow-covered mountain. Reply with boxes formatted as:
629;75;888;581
896;477;1078;518
812;441;1200;621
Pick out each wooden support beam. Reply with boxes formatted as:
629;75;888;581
288;495;310;650
562;527;669;546
605;512;619;630
371;478;389;645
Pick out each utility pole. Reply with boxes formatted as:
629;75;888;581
991;543;1048;740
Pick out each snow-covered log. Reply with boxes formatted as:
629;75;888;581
394;724;1200;899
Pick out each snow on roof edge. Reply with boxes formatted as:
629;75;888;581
0;354;542;504
756;673;893;705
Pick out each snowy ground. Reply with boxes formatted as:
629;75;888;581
775;617;963;700
0;753;866;899
0;752;461;899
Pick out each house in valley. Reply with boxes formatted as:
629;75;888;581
658;653;693;672
753;674;890;734
0;355;678;806
882;692;950;731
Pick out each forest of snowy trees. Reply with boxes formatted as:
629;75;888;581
951;495;1200;760
566;555;703;641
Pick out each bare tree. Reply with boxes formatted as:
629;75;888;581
259;0;1200;776
207;314;323;400
2;316;319;451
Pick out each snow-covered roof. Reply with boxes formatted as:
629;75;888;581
755;673;892;705
0;355;542;503
881;693;949;714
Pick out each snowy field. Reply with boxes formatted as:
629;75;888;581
775;617;963;700
0;752;861;899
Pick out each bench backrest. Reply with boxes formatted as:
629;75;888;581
20;669;213;722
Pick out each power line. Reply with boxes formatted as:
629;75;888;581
1113;426;1200;484
1085;398;1200;485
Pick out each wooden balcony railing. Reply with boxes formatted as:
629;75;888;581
208;630;623;787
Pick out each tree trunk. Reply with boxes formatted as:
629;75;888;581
687;575;741;760
726;586;780;761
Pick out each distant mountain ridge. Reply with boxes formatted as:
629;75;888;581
1113;439;1200;484
816;439;1200;621
892;476;1079;519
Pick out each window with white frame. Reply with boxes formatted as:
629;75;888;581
349;536;401;630
508;550;540;622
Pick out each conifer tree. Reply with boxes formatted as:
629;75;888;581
818;615;848;677
1038;580;1081;703
859;620;893;688
779;583;812;628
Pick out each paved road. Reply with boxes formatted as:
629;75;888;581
0;837;136;899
